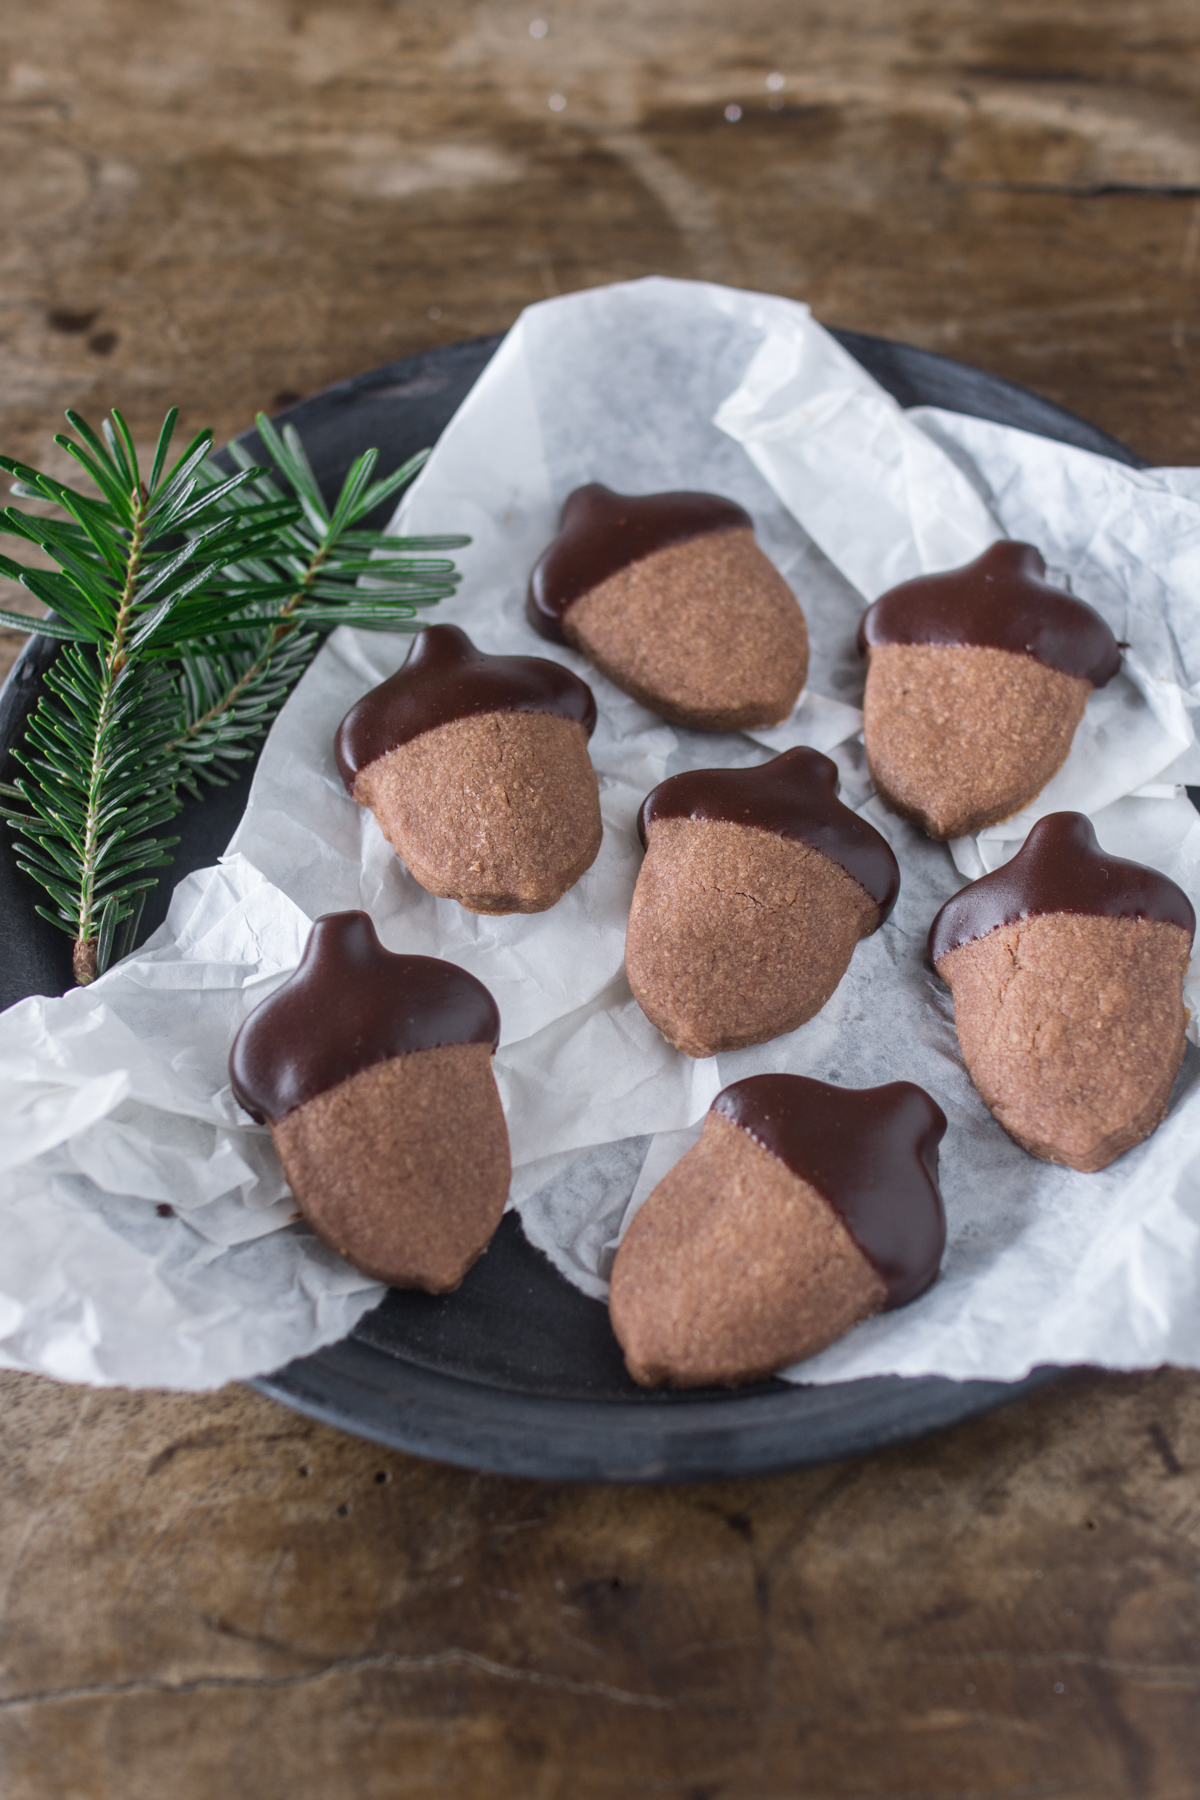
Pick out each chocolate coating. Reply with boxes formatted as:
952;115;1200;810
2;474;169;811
230;911;501;1124
928;812;1196;964
335;623;597;788
527;483;752;643
638;746;901;919
858;542;1121;687
713;1074;947;1308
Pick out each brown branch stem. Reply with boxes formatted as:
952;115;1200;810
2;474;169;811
168;542;331;754
72;483;149;984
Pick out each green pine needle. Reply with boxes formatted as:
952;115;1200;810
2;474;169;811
1;406;465;982
3;646;184;983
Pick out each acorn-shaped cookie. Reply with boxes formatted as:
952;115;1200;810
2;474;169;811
609;1073;947;1387
230;911;511;1290
626;747;900;1057
858;542;1121;840
527;483;808;730
336;624;602;914
929;813;1195;1172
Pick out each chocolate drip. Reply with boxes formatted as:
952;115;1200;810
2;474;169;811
230;911;501;1124
929;812;1196;964
335;623;597;788
857;541;1121;687
527;483;752;643
638;746;901;919
714;1074;947;1308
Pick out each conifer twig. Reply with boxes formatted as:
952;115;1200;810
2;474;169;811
0;407;467;981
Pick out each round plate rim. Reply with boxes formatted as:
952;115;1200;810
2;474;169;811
252;321;1137;1480
3;320;1140;1481
252;1339;1066;1484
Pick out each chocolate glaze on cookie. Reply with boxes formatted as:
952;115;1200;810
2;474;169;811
638;747;900;919
858;542;1121;686
928;812;1195;964
527;483;751;643
230;910;501;1124
713;1074;947;1307
335;623;597;787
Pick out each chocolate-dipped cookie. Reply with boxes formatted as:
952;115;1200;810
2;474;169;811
626;747;900;1057
858;542;1121;840
230;911;511;1290
527;484;808;731
609;1073;947;1387
336;623;602;914
929;813;1195;1172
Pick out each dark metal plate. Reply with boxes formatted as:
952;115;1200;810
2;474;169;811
1;326;1143;1480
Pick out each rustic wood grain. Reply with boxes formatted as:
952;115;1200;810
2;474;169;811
2;3;1200;1794
6;0;1200;670
1;1366;1198;1797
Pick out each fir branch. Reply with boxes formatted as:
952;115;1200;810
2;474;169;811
1;404;467;984
3;647;183;983
167;414;466;792
0;408;303;982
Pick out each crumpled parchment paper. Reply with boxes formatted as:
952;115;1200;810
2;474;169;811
3;275;1200;1390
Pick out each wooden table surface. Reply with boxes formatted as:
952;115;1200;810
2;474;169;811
2;4;1200;1795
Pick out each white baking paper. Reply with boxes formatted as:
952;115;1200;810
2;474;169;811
714;321;1200;877
3;275;1200;1391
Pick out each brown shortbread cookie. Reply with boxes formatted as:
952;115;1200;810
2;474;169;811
230;911;511;1290
355;709;601;914
272;1043;509;1290
609;1074;947;1388
625;748;899;1057
527;484;808;731
858;541;1121;840
336;623;602;914
862;643;1089;840
929;813;1195;1172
